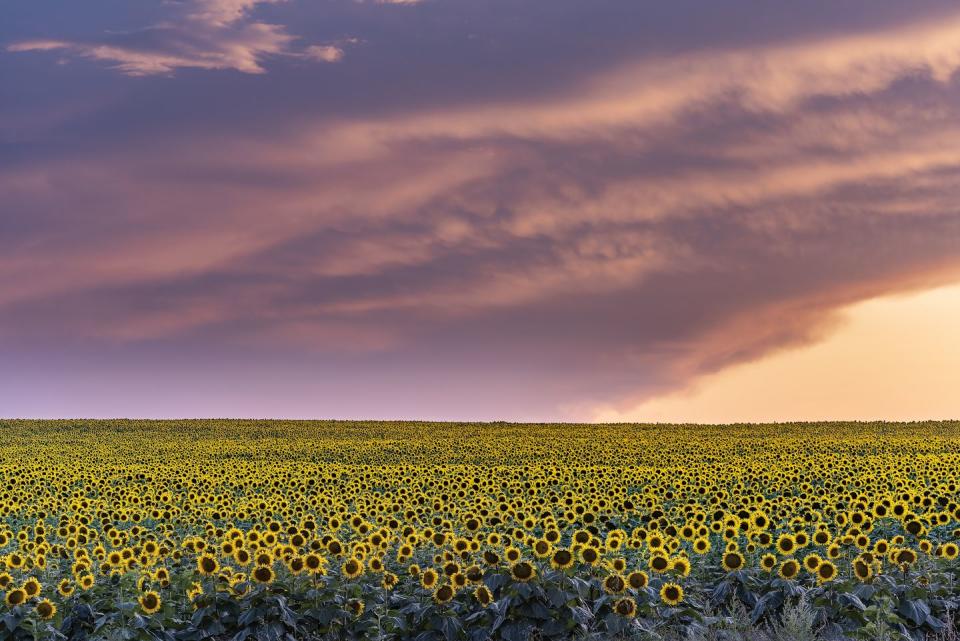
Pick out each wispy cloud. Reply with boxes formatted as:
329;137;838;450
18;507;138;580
304;44;344;63
5;0;349;75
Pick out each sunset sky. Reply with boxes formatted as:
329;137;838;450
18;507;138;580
2;0;959;421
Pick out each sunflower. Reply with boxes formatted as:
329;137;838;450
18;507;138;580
187;582;204;601
197;554;219;576
23;578;41;598
474;585;493;606
252;565;275;584
760;554;777;572
36;599;57;620
659;582;684;606
778;559;800;580
816;560;837;584
722;551;745;572
58;579;75;597
551;548;574;570
138;591;162;615
853;558;872;581
614;597;637;618
776;534;796;555
482;550;501;566
381;572;398;590
231;574;250;596
627;570;648;589
579;546;600;566
433;584;455;604
234;549;252;566
0;572;11;589
346;598;365;617
532;539;552;558
510;561;537;583
894;548;917;567
693;537;711;554
421;568;439;589
465;565;484;583
305;553;325;574
648;554;670;574
341;558;363;579
5;588;26;607
803;554;822;573
79;574;95;590
813;530;831;546
603;574;626;594
941;543;959;560
504;546;522;563
905;520;924;537
287;555;306;575
671;557;691;577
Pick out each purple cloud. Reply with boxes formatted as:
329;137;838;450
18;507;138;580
1;1;960;419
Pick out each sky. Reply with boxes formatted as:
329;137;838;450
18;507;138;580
1;0;959;422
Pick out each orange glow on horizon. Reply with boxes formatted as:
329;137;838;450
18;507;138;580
596;281;960;423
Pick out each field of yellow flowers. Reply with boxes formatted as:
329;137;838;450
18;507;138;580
2;420;959;641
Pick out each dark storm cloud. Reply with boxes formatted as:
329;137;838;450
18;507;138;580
2;0;960;419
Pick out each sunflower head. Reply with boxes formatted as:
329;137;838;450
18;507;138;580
342;558;363;579
138;591;162;615
421;568;439;589
197;554;219;576
722;551;744;572
433;584;455;604
5;588;26;607
36;599;57;620
816;560;837;584
347;598;365;617
474;585;493;605
627;570;648;589
614;597;637;618
853;558;873;582
659;582;684;606
778;559;800;580
510;561;537;583
252;565;275;584
580;546;600;566
603;574;626;594
544;547;570;570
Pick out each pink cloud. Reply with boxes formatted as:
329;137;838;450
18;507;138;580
5;0;352;75
4;4;960;419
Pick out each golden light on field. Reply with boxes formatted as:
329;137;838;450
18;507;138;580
1;419;959;637
599;281;960;424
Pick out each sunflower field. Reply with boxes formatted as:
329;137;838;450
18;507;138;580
2;420;960;641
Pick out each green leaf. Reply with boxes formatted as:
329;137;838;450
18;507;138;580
840;593;867;611
440;615;462;641
499;621;530;641
897;599;930;627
